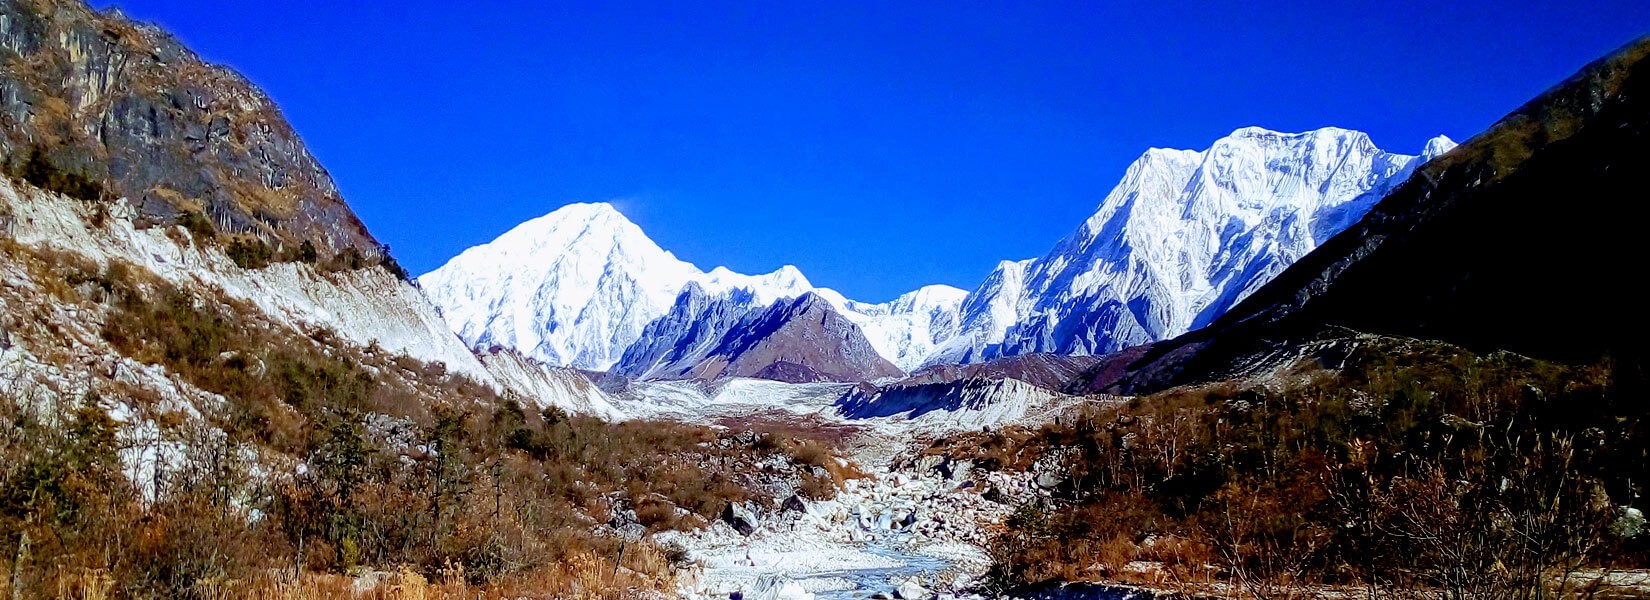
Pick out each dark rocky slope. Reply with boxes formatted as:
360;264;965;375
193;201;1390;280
0;0;381;260
611;282;766;379
1074;36;1650;395
904;353;1101;390
666;292;904;383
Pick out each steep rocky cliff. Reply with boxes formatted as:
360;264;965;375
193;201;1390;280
0;0;382;261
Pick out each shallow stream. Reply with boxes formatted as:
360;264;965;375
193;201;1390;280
807;543;951;600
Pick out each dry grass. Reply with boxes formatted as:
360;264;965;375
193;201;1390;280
176;544;676;600
972;342;1636;596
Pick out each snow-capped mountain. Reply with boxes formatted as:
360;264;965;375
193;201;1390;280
423;127;1452;378
418;203;810;370
419;203;965;373
928;126;1456;365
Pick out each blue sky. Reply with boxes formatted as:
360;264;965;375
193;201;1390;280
98;1;1650;301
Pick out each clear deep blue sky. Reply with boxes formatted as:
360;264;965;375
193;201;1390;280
96;1;1650;301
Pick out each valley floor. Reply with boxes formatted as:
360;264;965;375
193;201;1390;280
608;379;1070;600
662;433;1003;600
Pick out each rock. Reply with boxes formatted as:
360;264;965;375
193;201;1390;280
0;0;384;259
1034;469;1065;490
782;494;808;514
914;455;945;473
1615;506;1646;538
890;511;909;527
895;578;933;600
721;502;759;536
750;574;814;600
981;486;1006;504
607;507;639;529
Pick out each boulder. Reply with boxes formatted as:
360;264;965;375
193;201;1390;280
721;502;759;536
981;486;1006;504
894;578;933;600
782;494;808;514
1034;469;1065;490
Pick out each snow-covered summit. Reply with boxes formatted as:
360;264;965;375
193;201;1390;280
419;202;821;370
419;202;963;372
932;126;1456;365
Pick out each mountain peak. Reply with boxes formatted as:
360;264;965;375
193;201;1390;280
892;285;969;309
423;200;953;371
516;202;634;237
1091;35;1650;395
556;201;625;221
948;126;1442;364
1424;135;1459;158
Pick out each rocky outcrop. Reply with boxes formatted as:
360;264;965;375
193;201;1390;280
611;281;768;380
0;0;380;259
1077;36;1650;395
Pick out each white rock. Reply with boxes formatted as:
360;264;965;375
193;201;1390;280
897;578;933;600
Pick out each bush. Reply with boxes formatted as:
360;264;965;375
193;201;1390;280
175;210;216;241
225;237;273;269
377;245;410;281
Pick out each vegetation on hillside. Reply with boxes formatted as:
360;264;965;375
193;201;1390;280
0;244;844;599
968;339;1647;598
